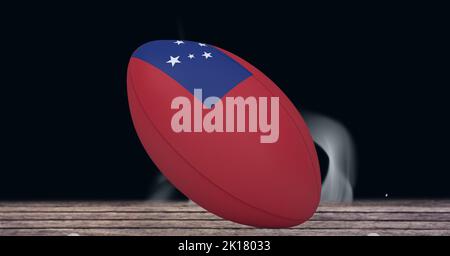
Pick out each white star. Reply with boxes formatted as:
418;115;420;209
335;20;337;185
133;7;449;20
166;56;181;67
174;40;184;45
202;52;212;59
188;54;195;59
198;43;207;47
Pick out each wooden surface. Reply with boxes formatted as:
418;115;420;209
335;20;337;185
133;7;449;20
0;200;449;236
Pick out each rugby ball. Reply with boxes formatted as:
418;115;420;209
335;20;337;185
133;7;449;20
127;40;321;227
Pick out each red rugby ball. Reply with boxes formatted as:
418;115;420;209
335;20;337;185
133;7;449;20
127;40;321;227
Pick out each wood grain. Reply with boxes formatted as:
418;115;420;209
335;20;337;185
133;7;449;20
0;200;449;236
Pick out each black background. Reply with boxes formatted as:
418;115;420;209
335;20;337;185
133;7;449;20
1;2;448;199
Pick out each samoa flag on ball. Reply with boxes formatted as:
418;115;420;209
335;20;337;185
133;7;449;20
132;40;252;106
128;39;321;228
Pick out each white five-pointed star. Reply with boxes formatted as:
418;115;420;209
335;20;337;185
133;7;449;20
174;40;184;45
202;52;212;59
188;54;195;59
166;56;181;67
198;43;207;47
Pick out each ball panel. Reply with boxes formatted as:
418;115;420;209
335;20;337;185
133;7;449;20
217;47;322;195
128;58;319;221
127;62;304;227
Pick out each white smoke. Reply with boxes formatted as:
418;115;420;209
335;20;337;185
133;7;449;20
147;111;357;203
147;175;182;200
303;111;357;202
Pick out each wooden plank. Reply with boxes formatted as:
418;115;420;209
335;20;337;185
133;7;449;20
1;212;449;221
0;212;218;220
1;201;449;236
1;205;450;213
1;228;449;236
317;207;450;213
1;220;449;230
0;201;194;208
1;200;449;208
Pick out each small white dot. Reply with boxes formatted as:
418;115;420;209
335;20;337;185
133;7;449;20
385;193;388;197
